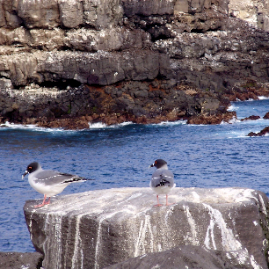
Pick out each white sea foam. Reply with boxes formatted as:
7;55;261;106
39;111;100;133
0;121;75;133
89;120;187;129
220;116;240;125
0;121;36;129
0;120;136;132
89;121;133;129
89;122;108;129
258;96;269;100
227;133;250;139
118;121;133;127
227;104;239;112
1;119;185;132
152;120;187;126
239;118;265;124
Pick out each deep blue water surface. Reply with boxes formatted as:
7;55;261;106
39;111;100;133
1;99;269;252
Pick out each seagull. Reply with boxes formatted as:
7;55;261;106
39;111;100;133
150;159;175;206
22;162;93;208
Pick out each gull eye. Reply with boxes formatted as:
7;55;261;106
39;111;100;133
28;166;32;170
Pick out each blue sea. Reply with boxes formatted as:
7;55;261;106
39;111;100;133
1;98;269;252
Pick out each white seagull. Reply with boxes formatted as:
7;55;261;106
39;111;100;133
150;159;175;206
22;162;93;208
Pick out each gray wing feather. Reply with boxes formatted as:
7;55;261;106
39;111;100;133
151;169;174;188
35;170;82;185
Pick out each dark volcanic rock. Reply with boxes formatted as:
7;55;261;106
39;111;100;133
263;112;269;119
105;245;240;269
187;111;236;125
0;81;220;129
0;252;43;269
241;115;261;121
248;126;269;137
1;0;269;127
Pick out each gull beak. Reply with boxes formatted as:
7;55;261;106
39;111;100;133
149;163;154;168
22;171;29;179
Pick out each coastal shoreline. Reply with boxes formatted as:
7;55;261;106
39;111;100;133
1;83;269;130
1;0;269;130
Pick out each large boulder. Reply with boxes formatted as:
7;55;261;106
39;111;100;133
24;187;269;269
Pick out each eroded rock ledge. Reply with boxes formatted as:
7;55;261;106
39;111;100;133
1;0;269;128
24;187;269;269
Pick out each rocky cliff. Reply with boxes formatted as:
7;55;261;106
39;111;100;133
1;0;269;128
24;187;269;269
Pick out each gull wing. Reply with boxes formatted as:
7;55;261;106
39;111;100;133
151;169;174;188
34;170;83;186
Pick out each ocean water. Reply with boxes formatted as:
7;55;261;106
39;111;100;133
0;98;269;252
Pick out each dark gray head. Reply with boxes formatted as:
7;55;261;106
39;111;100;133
22;162;41;178
150;159;167;169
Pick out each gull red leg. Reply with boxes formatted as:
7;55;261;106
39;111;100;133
165;194;174;206
154;195;163;207
34;194;50;208
45;197;51;205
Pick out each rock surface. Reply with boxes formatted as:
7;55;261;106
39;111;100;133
24;187;269;269
0;252;43;269
0;82;237;129
248;126;269;137
1;0;269;127
104;245;240;269
241;115;261;121
264;112;269;119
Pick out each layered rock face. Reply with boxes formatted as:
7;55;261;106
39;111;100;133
24;187;269;269
1;0;269;127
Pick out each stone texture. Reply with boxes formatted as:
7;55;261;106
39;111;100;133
248;126;269;136
58;0;84;28
0;80;234;128
187;111;235;124
105;245;241;269
228;0;269;31
1;0;269;89
7;0;123;30
0;252;43;269
0;50;168;87
241;115;261;121
122;0;175;17
17;0;60;29
1;0;269;127
24;187;269;269
263;112;269;119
